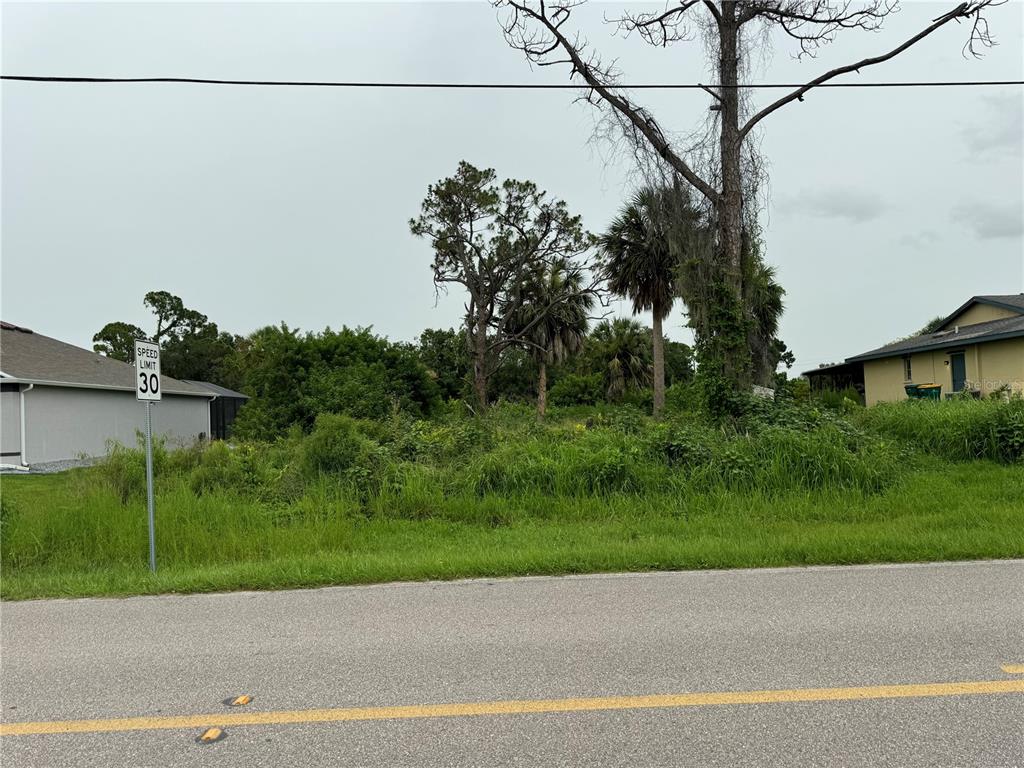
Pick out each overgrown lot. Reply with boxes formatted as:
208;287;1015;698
2;397;1022;600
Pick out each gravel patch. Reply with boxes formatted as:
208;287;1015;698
0;457;98;474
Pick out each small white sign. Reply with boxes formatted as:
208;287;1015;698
134;339;161;401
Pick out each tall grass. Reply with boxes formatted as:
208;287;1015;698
2;397;1021;599
854;397;1024;462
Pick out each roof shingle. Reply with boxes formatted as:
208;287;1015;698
0;324;214;397
846;314;1024;363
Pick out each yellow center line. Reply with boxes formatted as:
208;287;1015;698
2;679;1022;737
1001;664;1024;674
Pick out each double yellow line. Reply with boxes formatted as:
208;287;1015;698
3;679;1023;737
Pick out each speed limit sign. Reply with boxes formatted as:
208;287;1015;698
134;339;162;401
134;338;161;571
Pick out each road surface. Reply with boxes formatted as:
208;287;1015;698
2;560;1023;766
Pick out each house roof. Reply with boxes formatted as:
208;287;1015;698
846;313;1024;363
940;293;1024;328
181;380;249;399
0;323;214;397
802;360;864;378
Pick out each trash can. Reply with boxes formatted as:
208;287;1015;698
904;384;920;398
917;383;942;400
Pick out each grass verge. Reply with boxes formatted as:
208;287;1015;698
2;459;1021;600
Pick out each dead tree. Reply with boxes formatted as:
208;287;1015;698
497;0;1002;394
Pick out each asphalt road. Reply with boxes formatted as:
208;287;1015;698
2;560;1023;767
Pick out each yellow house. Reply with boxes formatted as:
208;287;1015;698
845;294;1024;406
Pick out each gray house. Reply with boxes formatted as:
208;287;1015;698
0;322;215;467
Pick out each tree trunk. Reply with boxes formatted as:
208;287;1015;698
536;360;547;420
714;4;752;392
472;315;489;413
651;309;665;418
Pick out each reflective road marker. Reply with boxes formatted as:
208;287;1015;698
197;727;225;744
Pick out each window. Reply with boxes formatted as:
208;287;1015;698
902;355;912;382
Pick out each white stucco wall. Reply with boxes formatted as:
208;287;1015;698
21;385;211;464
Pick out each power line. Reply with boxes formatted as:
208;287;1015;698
2;74;1022;89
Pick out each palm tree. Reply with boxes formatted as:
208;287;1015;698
598;186;704;416
509;260;593;418
586;318;652;402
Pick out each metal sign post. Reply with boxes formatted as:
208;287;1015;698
135;339;162;572
145;401;156;572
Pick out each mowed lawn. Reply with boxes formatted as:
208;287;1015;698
2;459;1022;600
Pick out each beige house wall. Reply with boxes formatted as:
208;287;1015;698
940;304;1018;329
862;337;1024;405
971;338;1024;396
863;357;909;406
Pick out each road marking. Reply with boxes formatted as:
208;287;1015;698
1002;664;1024;674
3;679;1022;737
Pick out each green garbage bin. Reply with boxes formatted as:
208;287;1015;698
917;383;941;400
904;384;920;398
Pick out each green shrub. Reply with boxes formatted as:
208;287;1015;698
654;421;719;469
231;325;441;440
664;382;703;414
601;405;650;435
394;418;496;464
299;413;390;500
302;414;368;475
548;373;603;406
188;442;245;496
619;388;654;411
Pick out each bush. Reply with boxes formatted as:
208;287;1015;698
188;441;245;496
653;421;718;470
302;414;369;475
231;325;441;440
548;373;603;406
299;413;389;500
664;382;703;414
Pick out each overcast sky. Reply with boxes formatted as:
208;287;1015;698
3;1;1022;374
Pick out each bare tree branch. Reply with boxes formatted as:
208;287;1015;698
608;0;704;47
739;1;1000;140
738;1;896;56
499;0;721;205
